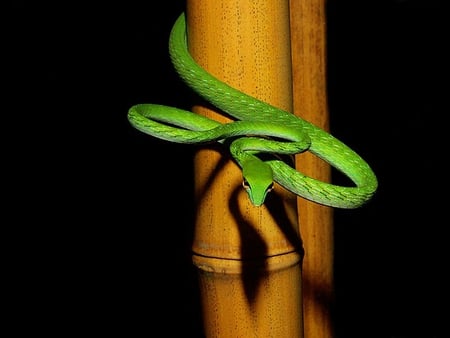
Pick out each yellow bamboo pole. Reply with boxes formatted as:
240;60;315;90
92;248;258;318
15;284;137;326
186;0;303;336
290;1;335;337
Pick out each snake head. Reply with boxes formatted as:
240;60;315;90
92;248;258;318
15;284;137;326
241;158;274;207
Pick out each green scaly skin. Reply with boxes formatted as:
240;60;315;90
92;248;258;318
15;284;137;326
128;13;378;208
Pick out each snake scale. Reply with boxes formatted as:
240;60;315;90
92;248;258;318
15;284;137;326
127;13;378;208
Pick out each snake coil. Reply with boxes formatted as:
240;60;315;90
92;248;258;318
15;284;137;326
128;13;378;208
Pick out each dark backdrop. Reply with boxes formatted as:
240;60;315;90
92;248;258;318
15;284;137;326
7;0;447;337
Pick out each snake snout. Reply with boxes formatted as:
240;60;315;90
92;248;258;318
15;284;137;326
242;178;274;207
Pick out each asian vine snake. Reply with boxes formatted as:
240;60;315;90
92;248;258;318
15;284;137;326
128;13;378;208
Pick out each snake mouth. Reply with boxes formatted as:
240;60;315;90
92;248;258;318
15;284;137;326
242;180;274;207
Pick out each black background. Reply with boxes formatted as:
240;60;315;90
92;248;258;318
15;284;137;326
7;0;447;337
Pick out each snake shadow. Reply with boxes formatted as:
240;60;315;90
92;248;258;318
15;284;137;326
228;184;304;306
193;141;303;305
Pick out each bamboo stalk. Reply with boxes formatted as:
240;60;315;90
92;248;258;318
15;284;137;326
290;1;335;337
186;0;303;336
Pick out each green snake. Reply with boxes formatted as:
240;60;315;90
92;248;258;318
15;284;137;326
127;13;378;208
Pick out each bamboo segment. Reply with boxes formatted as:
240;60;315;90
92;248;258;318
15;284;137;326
187;0;299;260
186;0;303;336
290;1;335;337
193;253;302;337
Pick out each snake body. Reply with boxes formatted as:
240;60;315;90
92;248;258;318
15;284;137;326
128;13;378;208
